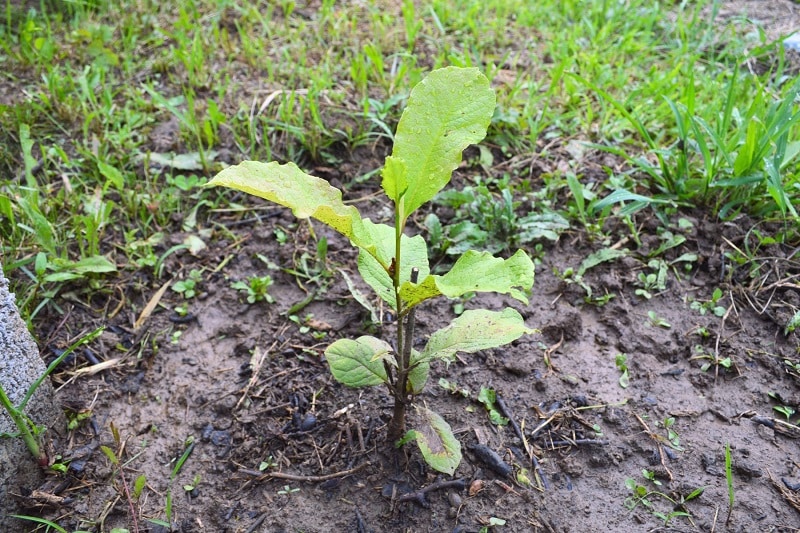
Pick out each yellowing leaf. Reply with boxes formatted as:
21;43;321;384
412;406;461;475
207;161;379;260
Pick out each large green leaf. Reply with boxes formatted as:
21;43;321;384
207;161;379;260
421;308;534;362
325;336;393;388
399;250;534;309
412;406;462;475
357;222;431;310
382;67;495;219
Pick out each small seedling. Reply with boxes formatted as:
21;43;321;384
172;269;203;299
478;516;507;532
231;275;275;304
689;287;726;317
277;485;300;495
725;442;734;525
690;345;732;373
439;378;470;398
635;260;667;299
615;353;630;389
477;387;509;426
647;311;671;328
773;405;795;420
207;68;535;474
625;471;703;526
183;474;201;493
658;417;683;451
259;456;277;471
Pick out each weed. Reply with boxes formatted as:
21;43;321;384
278;484;300;495
658;417;683;451
634;260;668;299
625;470;704;526
231;275;275;304
172;269;203;299
725;442;734;525
615;353;630;389
207;67;534;474
647;311;671;329
428;174;568;257
689;287;727;317
690;345;732;373
477;387;509;426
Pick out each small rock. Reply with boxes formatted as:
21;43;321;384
448;491;462;507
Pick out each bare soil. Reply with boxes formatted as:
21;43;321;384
9;2;800;532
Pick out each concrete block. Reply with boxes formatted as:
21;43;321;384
0;266;65;527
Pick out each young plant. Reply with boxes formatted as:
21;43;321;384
207;67;535;474
231;275;275;304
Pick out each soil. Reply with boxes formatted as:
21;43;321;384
8;2;800;533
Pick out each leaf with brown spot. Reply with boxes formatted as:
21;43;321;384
412;406;461;475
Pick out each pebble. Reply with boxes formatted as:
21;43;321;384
448;491;462;507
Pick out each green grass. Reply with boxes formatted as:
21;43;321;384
1;0;798;323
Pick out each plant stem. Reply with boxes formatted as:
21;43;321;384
387;261;419;443
0;385;44;465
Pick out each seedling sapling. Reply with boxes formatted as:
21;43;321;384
207;67;535;474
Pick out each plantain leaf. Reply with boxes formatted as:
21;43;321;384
325;336;393;387
421;308;534;362
399;249;534;309
207;161;381;263
411;406;461;475
382;67;495;219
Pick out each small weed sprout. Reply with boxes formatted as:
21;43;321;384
690;287;727;317
615;353;630;389
625;470;704;526
207;68;535;474
647;311;671;329
231;275;275;304
172;269;203;299
277;485;300;495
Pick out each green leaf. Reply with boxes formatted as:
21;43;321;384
383;67;495;219
43;255;118;282
207;161;381;264
357;221;430;310
421;308;534;362
97;161;125;190
325;336;392;387
407;350;430;395
412;406;462;475
577;248;628;276
400;250;534;309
